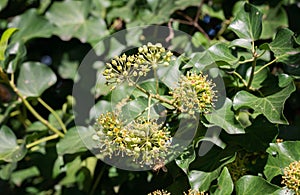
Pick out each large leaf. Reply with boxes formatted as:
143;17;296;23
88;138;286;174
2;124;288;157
56;127;88;156
0;28;18;61
233;82;295;124
229;3;263;41
9;9;54;42
268;28;300;65
46;1;108;43
264;141;300;181
205;98;245;134
235;175;280;195
0;126;27;162
17;62;57;97
213;167;234;195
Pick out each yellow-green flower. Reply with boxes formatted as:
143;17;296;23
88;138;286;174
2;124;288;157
282;160;300;194
93;112;172;166
170;71;216;115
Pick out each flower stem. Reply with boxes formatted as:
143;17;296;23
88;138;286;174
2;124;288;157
0;68;64;138
254;58;278;75
38;97;67;133
26;134;59;148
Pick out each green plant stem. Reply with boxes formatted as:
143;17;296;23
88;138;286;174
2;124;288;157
133;82;182;111
238;58;254;64
254;58;278;75
246;57;257;90
26;134;59;148
0;69;64;138
19;95;64;137
38;97;67;133
232;71;248;87
89;164;106;195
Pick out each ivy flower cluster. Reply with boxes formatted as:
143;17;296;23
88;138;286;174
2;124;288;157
148;189;205;195
282;160;300;194
103;43;173;86
93;112;172;166
171;71;216;115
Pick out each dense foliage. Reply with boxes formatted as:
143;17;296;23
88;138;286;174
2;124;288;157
0;0;300;194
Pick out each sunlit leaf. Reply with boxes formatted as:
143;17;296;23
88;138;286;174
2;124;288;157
264;141;300;181
235;175;280;195
0;126;27;162
17;62;57;97
57;127;88;155
229;3;262;41
213;167;234;195
0;28;18;61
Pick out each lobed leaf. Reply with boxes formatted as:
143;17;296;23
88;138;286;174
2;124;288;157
233;82;295;124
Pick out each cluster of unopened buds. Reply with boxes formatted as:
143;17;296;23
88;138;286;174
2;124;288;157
102;42;173;87
95;43;217;167
171;71;216;115
282;160;300;194
148;189;205;195
92;112;172;166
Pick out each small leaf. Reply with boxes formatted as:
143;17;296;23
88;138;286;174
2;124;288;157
235;175;280;195
0;162;17;180
175;144;196;174
205;98;245;134
208;43;239;68
246;65;268;89
229;3;263;41
264;141;300;181
9;9;54;42
11;166;40;186
230;38;252;50
278;73;293;88
213;167;234;195
56;127;88;155
233;82;296;124
188;168;221;191
17;62;57;97
0;28;18;61
269;28;300;65
0;126;27;162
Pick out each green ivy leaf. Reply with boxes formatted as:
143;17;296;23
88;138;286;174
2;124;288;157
175;144;196;174
188;168;221;192
9;9;54;42
11;166;40;186
229;3;263;41
59;156;82;186
205;98;245;134
268;28;300;65
213;167;234;195
0;28;18;61
46;1;108;43
208;43;239;69
230;38;252;50
264;141;300;181
235;175;280;195
233;82;296;124
260;5;288;39
56;127;88;156
0;126;27;162
0;162;17;180
17;62;57;97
